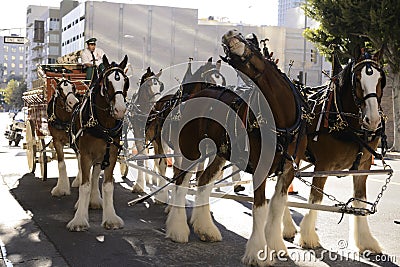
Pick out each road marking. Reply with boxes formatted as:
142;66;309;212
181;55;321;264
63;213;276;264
369;178;400;186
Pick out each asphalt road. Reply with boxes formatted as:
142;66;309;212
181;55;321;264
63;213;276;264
0;112;399;267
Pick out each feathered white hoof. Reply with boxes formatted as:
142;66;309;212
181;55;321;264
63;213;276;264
356;236;382;254
192;220;222;242
165;224;190;243
242;242;273;266
166;208;190;243
102;215;124;230
67;216;89;232
51;185;71;197
298;227;321;249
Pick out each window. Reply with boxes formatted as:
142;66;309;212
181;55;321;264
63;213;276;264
4;46;8;53
11;63;15;68
19;56;23;61
11;47;16;53
19;47;24;53
19;63;23;69
11;56;16;61
49;34;59;43
3;55;7;61
3;63;7;68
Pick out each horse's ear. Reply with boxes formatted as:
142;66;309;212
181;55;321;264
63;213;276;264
103;54;110;68
207;57;213;63
119;55;128;69
146;66;151;73
332;51;343;76
155;69;162;78
216;59;222;71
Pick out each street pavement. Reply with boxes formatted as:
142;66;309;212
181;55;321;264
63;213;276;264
0;112;399;266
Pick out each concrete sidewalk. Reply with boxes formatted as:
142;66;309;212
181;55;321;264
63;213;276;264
0;173;68;267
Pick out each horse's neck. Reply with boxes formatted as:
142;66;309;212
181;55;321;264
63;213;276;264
336;73;359;114
54;96;71;122
250;57;297;128
93;92;117;128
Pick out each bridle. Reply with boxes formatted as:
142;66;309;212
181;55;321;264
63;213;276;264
141;75;164;100
222;32;272;84
201;68;226;86
96;66;129;116
351;57;385;109
55;79;77;110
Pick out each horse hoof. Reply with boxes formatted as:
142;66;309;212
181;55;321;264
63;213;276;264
67;219;89;232
298;236;321;249
102;216;124;230
51;187;71;197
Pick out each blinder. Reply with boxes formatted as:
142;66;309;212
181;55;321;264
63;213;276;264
55;79;77;107
351;58;385;106
100;66;130;102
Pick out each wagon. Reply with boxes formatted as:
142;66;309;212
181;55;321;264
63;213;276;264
22;63;88;180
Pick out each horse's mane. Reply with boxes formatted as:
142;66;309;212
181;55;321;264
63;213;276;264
337;60;353;90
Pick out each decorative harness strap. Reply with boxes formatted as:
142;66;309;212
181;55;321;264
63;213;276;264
71;67;126;169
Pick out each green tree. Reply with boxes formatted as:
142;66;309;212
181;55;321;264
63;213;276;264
5;79;27;110
303;0;400;150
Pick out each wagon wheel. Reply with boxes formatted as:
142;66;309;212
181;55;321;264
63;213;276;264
25;120;37;173
38;138;48;181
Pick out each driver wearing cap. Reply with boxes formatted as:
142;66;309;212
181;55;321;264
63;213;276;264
81;37;106;82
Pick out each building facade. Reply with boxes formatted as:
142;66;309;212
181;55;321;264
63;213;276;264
25;5;61;89
0;34;25;86
59;1;322;87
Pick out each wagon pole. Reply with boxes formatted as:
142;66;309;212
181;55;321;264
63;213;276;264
127;149;216;206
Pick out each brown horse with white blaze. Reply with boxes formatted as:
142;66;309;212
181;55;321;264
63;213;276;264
285;48;387;253
48;78;80;196
67;55;129;231
164;29;308;265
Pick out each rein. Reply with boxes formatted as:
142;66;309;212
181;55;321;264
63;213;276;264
71;65;128;169
47;79;77;131
223;39;309;173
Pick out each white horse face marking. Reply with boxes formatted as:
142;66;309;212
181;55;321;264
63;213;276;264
148;78;162;96
60;81;79;112
108;73;127;119
210;72;225;86
359;65;381;131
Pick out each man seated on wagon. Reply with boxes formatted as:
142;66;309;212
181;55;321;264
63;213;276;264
81;37;106;84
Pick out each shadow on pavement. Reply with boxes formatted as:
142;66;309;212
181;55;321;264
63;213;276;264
9;173;248;266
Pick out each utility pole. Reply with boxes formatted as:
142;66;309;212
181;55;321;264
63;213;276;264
302;0;307;85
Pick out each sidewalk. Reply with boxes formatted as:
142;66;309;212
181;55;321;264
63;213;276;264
0;173;68;267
